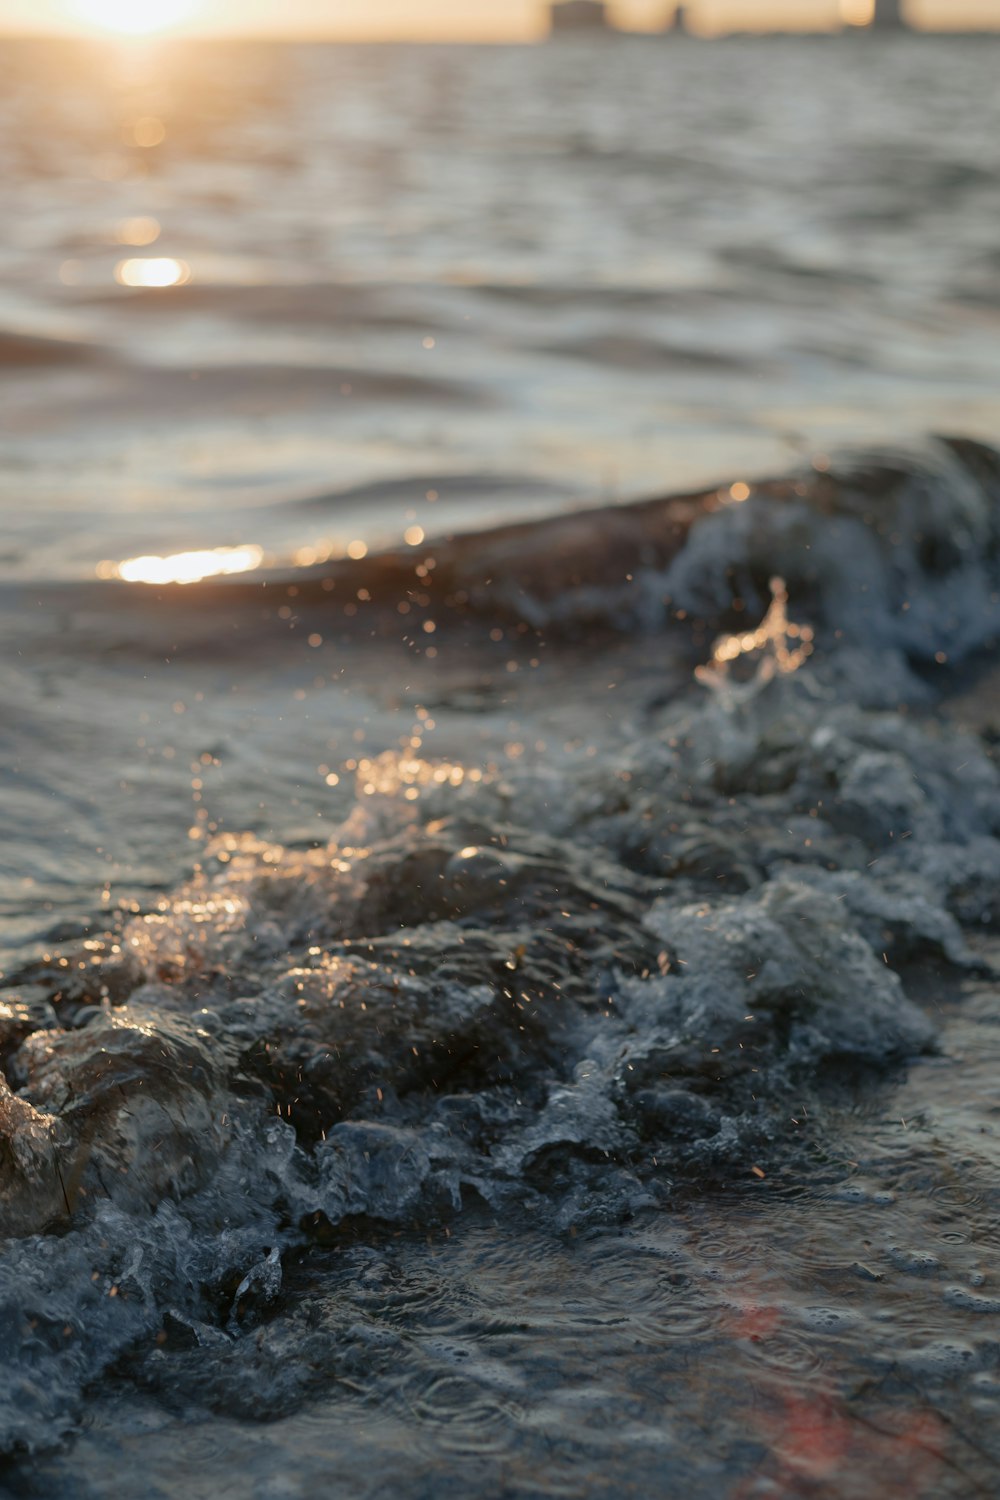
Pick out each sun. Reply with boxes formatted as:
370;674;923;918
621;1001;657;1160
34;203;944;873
73;0;196;36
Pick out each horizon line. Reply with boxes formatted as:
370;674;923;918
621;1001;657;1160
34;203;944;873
3;20;1000;40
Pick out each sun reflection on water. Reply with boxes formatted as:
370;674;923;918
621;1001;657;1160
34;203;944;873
103;544;264;585
115;256;190;288
116;216;161;247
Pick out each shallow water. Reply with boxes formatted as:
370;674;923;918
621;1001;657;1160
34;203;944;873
3;31;1000;1498
4;443;1000;1492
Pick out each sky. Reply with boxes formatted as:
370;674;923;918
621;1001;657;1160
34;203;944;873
2;0;999;39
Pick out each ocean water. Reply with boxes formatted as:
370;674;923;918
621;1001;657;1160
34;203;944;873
1;34;1000;576
3;32;1000;1498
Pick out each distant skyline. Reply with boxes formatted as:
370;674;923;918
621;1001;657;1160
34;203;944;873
3;0;1000;39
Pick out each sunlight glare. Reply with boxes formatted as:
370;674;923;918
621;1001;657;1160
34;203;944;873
114;545;264;585
115;257;190;287
73;0;196;35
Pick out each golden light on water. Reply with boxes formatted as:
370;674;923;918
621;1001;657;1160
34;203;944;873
117;216;161;247
73;0;196;35
115;257;190;288
106;544;264;585
351;750;480;803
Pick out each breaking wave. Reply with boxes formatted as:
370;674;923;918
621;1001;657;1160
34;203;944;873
2;439;1000;1454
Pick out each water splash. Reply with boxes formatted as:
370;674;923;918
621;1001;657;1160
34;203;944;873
695;576;814;690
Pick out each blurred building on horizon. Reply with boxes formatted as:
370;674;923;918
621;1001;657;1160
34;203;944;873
545;1;928;40
547;2;696;35
873;0;908;26
548;0;610;33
